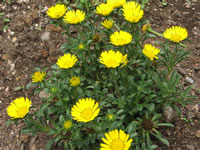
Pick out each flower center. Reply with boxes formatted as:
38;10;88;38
17;107;27;118
111;140;124;150
81;108;93;120
107;59;118;67
71;16;80;23
172;34;181;42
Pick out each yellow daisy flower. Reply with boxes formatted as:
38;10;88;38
100;129;133;150
142;23;151;33
110;30;132;46
56;54;78;69
7;97;32;119
63;10;85;24
96;3;114;16
47;4;67;19
63;120;72;130
121;54;128;67
101;19;113;29
99;50;125;68
107;114;114;120
78;43;84;49
71;98;100;123
32;71;46;83
122;1;144;23
142;44;160;61
69;77;80;87
107;0;126;8
163;26;188;43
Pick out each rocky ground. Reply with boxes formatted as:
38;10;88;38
0;0;200;149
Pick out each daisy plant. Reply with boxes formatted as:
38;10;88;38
7;1;195;150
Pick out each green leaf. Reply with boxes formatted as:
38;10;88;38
45;138;55;150
157;123;174;127
151;132;170;147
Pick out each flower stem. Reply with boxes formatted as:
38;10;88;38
26;114;50;132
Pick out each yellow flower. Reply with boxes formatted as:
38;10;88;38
56;54;78;69
101;19;113;29
99;50;125;68
100;129;133;150
163;26;188;43
121;54;128;67
96;3;114;16
63;120;72;130
107;114;114;120
107;0;126;8
142;44;160;61
78;43;84;49
32;71;46;83
47;4;67;19
142;23;151;33
71;98;100;123
63;10;85;24
110;30;132;46
7;97;32;119
69;77;80;86
122;1;144;23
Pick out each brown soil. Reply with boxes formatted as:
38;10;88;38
0;0;200;149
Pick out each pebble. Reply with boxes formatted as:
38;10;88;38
185;77;194;84
195;112;200;119
41;32;50;41
12;37;17;43
39;90;51;99
195;130;200;138
186;144;195;150
177;68;186;76
186;112;195;120
163;106;177;122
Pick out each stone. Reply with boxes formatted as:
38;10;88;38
195;130;200;138
185;77;194;84
46;24;62;32
186;112;195;120
39;90;51;99
186;145;195;150
12;37;17;43
41;32;50;41
195;112;200;119
163;106;177;122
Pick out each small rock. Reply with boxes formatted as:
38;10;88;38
193;66;200;71
195;130;200;138
195;43;200;49
12;37;17;43
46;24;62;32
177;68;186;76
163;106;177;122
23;16;32;25
39;90;51;99
29;136;37;150
41;32;50;41
186;145;195;150
1;54;8;60
185;77;194;84
195;112;200;119
186;112;195;120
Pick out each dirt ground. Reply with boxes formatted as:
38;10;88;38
0;0;200;150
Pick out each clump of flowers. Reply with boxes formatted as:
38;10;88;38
96;3;114;16
7;97;32;119
32;71;46;82
69;77;80;86
8;1;193;150
163;26;188;43
56;53;78;69
142;44;160;61
47;4;67;19
122;1;144;23
101;19;113;29
110;30;132;46
63;10;85;24
100;129;133;150
99;50;127;68
71;98;100;122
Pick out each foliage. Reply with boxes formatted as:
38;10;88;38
7;0;194;149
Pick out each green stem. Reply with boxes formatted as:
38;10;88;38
26;114;50;132
114;22;120;31
147;28;163;37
